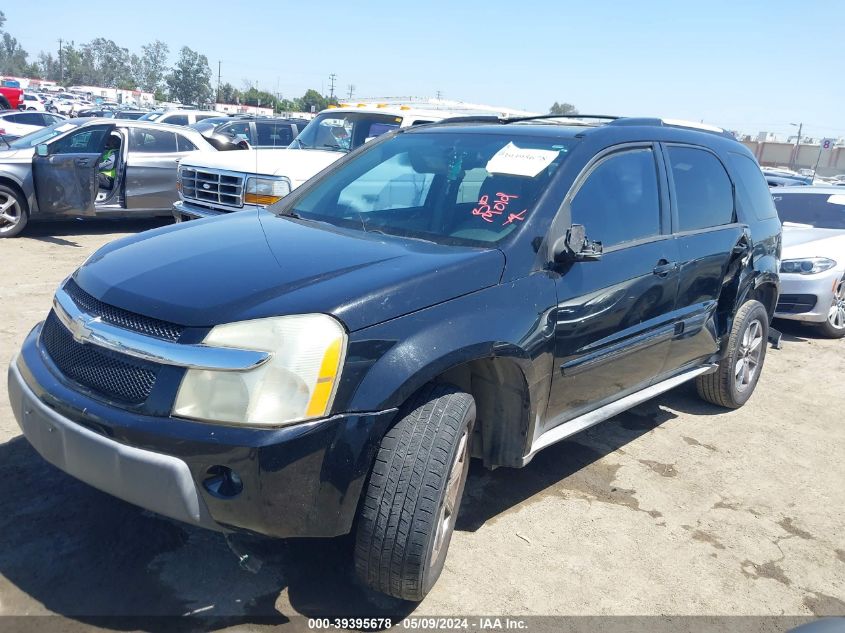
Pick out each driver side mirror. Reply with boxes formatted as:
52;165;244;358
553;223;603;263
35;144;49;157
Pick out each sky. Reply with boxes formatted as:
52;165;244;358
4;0;844;139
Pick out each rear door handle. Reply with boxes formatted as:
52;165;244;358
653;260;679;277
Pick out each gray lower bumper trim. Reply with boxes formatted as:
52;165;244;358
8;358;220;531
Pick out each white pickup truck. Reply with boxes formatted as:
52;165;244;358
173;106;454;221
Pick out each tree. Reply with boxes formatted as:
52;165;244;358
549;102;578;115
298;89;331;114
138;40;169;93
81;38;133;87
166;46;212;105
0;11;33;76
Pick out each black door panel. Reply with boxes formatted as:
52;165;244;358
547;238;679;427
33;153;99;217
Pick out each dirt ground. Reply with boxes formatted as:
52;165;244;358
0;219;843;629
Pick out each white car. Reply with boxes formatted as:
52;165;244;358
20;93;47;111
139;109;219;127
173;106;461;220
772;186;845;338
0;111;66;137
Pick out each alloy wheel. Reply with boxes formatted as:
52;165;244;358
827;281;845;331
0;192;23;234
431;428;470;566
735;318;763;393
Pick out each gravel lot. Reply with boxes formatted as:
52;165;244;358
0;219;843;628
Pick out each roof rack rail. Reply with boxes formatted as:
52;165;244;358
439;115;505;124
609;117;734;139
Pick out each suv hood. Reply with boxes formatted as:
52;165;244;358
180;148;342;186
74;210;505;332
782;225;845;260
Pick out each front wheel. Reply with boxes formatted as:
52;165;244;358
354;383;476;601
0;184;28;238
817;277;845;339
697;299;769;409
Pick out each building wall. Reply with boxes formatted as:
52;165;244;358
741;140;845;176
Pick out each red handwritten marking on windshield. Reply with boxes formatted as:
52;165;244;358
472;192;519;223
503;210;526;226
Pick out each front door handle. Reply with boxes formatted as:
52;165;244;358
75;158;93;168
653;259;679;277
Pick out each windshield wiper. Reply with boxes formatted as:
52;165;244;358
0;135;10;150
320;143;348;152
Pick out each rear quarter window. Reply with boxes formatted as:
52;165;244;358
729;152;778;221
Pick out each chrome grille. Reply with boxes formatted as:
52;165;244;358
180;166;244;208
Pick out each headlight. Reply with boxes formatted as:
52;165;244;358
244;176;291;205
173;314;346;426
780;257;837;275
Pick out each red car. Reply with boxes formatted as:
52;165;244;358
0;85;24;110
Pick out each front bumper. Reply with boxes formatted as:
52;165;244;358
9;324;396;538
172;199;253;222
774;269;841;323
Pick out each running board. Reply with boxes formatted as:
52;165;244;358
523;364;716;464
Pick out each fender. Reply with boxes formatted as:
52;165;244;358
335;273;558;465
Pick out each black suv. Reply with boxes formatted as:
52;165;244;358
8;115;781;600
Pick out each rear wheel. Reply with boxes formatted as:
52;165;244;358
354;383;475;601
817;277;845;339
0;184;28;238
697;299;768;409
0;96;9;110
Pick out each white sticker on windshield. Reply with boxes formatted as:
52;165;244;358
55;123;75;133
485;142;558;178
828;194;845;206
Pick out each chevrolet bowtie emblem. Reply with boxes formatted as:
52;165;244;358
68;313;98;344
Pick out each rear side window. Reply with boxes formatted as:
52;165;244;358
256;122;294;147
163;114;189;126
176;134;198;151
729;152;778;220
667;146;734;231
129;128;177;152
570;148;661;247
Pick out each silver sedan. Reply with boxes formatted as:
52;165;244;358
0;118;215;238
772;186;845;338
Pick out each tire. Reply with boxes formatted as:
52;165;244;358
696;299;769;409
814;276;845;339
0;184;28;238
0;96;9;110
354;383;476;601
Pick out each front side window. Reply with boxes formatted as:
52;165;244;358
163;114;189;126
50;125;110;154
668;146;734;231
291;112;403;153
773;193;845;229
570;148;661;247
129;128;177;153
220;121;252;142
285;131;575;245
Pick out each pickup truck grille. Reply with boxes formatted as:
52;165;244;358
180;166;244;208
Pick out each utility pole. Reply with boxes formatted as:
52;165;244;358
347;84;355;100
790;122;803;170
58;38;64;84
436;90;442;100
328;73;337;99
216;60;221;104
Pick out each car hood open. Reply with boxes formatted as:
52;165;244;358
179;148;343;187
74;210;505;332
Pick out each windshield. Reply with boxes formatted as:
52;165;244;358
7;120;81;149
773;192;845;229
282;130;575;246
290;111;403;152
191;118;230;134
139;112;162;121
